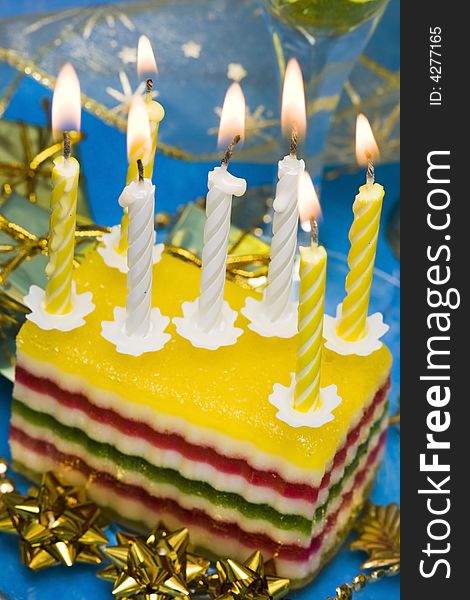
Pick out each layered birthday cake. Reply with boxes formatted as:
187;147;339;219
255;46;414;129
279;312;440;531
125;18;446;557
7;53;392;588
10;248;391;585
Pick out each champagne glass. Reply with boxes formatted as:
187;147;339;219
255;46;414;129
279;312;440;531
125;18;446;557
261;0;389;183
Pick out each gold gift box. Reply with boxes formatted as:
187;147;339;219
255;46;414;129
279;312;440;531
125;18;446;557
0;118;91;223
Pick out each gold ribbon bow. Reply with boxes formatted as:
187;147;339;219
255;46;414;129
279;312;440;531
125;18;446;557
99;524;290;600
0;122;83;206
0;471;108;570
98;525;208;599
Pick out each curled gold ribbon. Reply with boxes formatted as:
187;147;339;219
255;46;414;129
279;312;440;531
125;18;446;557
0;213;110;285
1;200;269;289
1;211;268;289
165;244;270;289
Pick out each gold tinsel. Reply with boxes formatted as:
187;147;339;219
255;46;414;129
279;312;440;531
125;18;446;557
325;502;400;600
0;213;109;286
350;502;400;570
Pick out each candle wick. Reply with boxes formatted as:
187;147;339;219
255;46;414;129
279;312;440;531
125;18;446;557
221;134;241;167
146;79;153;100
63;131;71;161
310;218;319;247
366;152;375;187
137;158;144;182
290;125;298;158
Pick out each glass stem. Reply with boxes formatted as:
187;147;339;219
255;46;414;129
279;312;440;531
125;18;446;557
266;7;386;185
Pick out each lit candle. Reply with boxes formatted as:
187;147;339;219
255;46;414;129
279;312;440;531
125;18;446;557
120;96;155;337
118;35;164;253
128;35;164;182
336;114;384;342
263;58;306;323
294;173;327;412
197;83;247;331
44;63;81;315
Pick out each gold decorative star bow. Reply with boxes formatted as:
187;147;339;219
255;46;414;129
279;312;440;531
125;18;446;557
99;525;290;600
212;550;290;600
99;525;202;599
0;471;108;570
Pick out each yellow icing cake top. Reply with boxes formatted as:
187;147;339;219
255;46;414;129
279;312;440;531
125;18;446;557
17;250;392;472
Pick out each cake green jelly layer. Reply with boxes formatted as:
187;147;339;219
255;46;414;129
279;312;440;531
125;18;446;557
12;398;388;536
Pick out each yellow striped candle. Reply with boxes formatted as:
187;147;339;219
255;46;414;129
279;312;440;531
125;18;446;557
118;35;164;253
294;172;326;412
44;155;80;314
336;113;383;342
44;63;81;315
294;244;327;411
336;183;384;341
124;99;164;184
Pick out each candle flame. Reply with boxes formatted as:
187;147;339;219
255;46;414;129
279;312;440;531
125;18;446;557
217;83;246;149
281;58;307;141
355;113;380;166
127;95;151;162
137;35;158;79
298;172;321;232
52;63;81;138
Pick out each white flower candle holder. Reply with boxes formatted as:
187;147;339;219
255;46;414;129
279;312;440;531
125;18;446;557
269;374;342;428
24;283;94;332
323;303;389;357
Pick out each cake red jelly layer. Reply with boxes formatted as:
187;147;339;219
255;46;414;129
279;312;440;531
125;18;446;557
15;366;389;504
10;425;386;563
